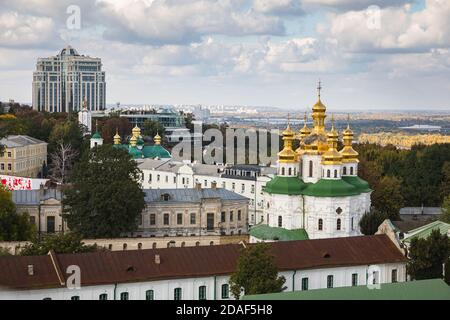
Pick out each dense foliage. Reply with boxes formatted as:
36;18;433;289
229;243;286;299
63;145;145;238
20;232;98;256
407;229;449;281
0;186;35;241
356;143;450;211
359;209;388;235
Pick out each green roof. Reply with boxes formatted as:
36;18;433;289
302;178;360;197
249;224;309;241
242;279;450;300
342;176;372;193
403;220;450;243
142;145;171;159
264;176;307;195
128;146;143;159
91;131;102;139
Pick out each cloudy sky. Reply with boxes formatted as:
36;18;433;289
0;0;449;110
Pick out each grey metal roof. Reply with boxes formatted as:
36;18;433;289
12;189;62;205
144;188;248;203
0;135;47;148
399;207;441;215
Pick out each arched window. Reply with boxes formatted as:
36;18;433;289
195;241;200;246
278;216;282;228
71;296;80;300
99;293;107;300
318;219;323;231
288;167;292;175
123;243;127;250
327;170;330;178
351;217;354;230
334;170;337;178
152;242;157;249
146;290;154;300
343;167;347;175
350;167;354;175
210;241;214;246
337;218;341;231
108;244;113;250
138;243;142;250
281;167;285;175
120;292;129;300
309;161;313;177
181;242;185;247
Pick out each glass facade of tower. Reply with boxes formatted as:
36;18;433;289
32;46;106;113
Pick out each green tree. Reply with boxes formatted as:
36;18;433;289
371;176;404;220
359;209;388;235
440;162;450;200
20;232;98;256
440;195;450;223
64;145;145;238
229;243;286;299
48;120;84;156
0;247;11;256
0;186;35;241
408;229;449;281
142;119;165;141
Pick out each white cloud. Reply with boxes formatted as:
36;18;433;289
0;11;55;48
252;0;303;15
323;0;450;52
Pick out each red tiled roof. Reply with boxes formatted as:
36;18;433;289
0;235;406;290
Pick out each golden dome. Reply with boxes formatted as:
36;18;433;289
339;118;359;163
321;116;342;165
132;125;141;137
278;120;297;163
299;112;311;137
113;129;121;145
154;132;162;145
130;135;138;147
313;98;326;112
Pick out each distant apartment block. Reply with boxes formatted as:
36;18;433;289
0;135;47;178
32;45;106;113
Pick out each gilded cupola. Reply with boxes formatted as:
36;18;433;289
113;128;121;145
154;132;162;145
278;116;297;163
339;115;359;163
321;115;343;165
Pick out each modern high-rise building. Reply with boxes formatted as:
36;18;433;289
32;45;106;113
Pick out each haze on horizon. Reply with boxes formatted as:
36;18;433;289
0;0;449;111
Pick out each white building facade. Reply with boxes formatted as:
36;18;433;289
0;235;407;300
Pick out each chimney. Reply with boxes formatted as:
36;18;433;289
27;264;34;276
211;181;217;190
154;254;161;265
195;183;202;191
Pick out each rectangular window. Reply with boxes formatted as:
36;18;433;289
238;210;242;221
174;176;177;184
157;174;160;182
0;164;4;170
46;216;55;233
177;213;183;225
232;183;235;191
204;180;207;187
8;164;11;170
207;213;214;231
251;184;255;194
352;273;358;286
241;184;245;193
190;213;196;224
327;275;334;289
221;212;226;223
165;175;168;183
198;286;207;300
149;174;152;182
174;288;182;300
120;292;129;300
99;293;107;300
7;152;11;158
146;290;154;300
221;284;229;299
150;214;156;225
163;213;169;225
301;278;309;291
230;211;234;222
391;269;398;283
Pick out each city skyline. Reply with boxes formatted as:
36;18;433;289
0;0;450;110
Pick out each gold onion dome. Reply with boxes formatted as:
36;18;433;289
154;132;162;145
299;112;311;137
132;125;141;137
322;116;342;165
130;135;138;147
340;116;359;163
278;119;297;163
313;98;326;112
113;129;121;145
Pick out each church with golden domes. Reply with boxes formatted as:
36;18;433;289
250;83;372;242
90;125;171;160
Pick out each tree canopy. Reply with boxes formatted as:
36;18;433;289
0;186;35;241
229;243;286;299
407;229;449;281
63;145;146;238
20;232;98;256
359;209;388;235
